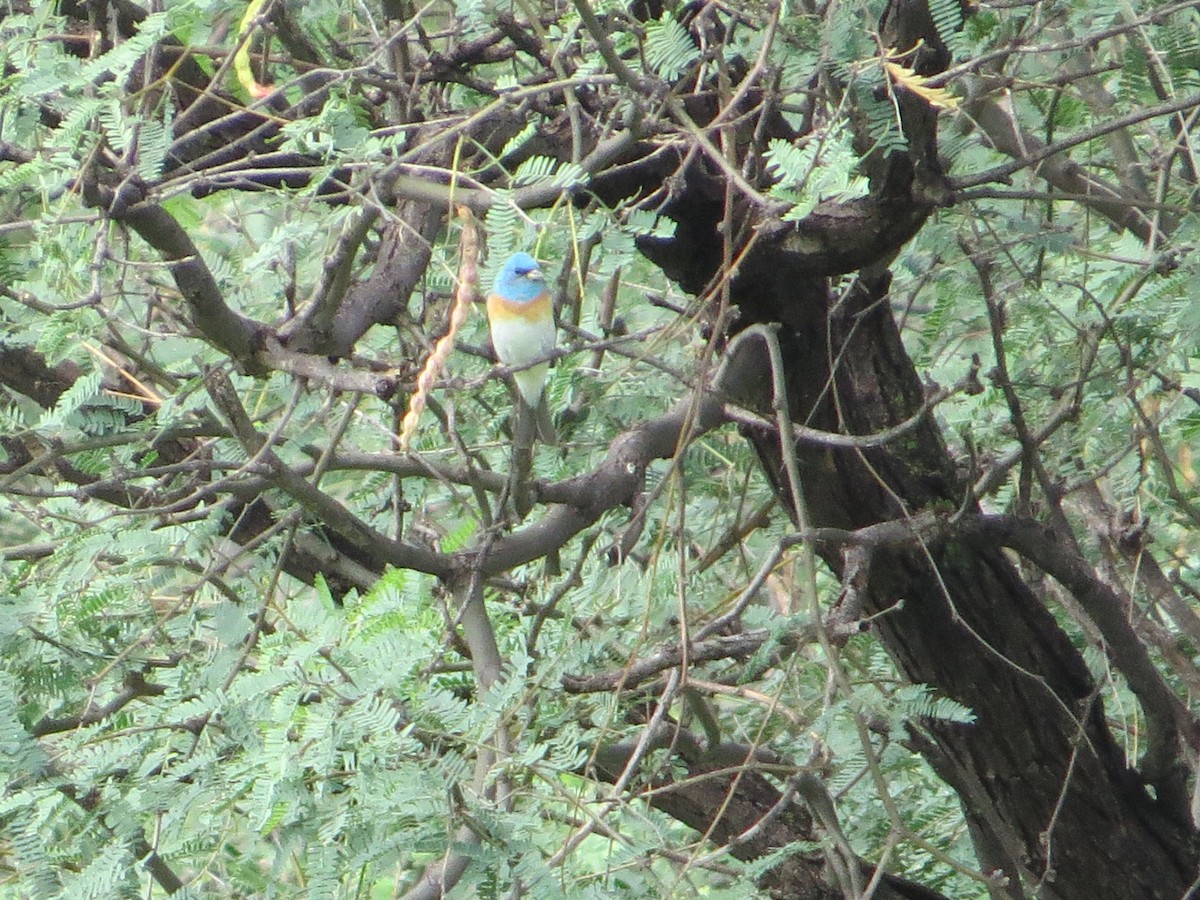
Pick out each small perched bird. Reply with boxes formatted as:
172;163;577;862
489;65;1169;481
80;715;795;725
486;251;557;445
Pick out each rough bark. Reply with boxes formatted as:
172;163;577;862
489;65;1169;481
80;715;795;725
639;221;1199;894
16;2;1197;896
617;0;1200;889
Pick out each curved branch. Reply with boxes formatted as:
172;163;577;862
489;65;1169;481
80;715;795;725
205;367;453;579
562;628;815;694
952;91;1200;193
322;198;445;359
959;90;1160;240
0;345;81;407
400;573;509;900
32;671;166;737
470;391;727;575
81;186;266;372
968;514;1197;801
591;729;952;900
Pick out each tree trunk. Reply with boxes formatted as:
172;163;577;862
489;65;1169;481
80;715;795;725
643;224;1199;894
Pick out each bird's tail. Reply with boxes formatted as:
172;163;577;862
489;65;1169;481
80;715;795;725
532;394;556;446
509;428;534;517
509;395;554;516
513;366;554;445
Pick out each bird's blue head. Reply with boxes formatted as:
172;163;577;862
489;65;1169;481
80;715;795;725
493;252;545;304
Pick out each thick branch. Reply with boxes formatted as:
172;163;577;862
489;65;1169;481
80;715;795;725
78;174;265;372
117;201;264;370
960;90;1159;241
320;199;444;359
591;731;952;900
469;392;727;575
0;345;81;407
953;89;1200;197
32;671;165;737
204;367;452;579
561;628;818;693
969;514;1197;793
57;779;183;894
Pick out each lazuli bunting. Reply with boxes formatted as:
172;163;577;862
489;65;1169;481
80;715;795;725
487;252;557;445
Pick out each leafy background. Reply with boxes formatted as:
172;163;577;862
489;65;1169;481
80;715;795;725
2;0;1199;897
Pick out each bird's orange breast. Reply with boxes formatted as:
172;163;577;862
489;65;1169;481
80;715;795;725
487;291;552;323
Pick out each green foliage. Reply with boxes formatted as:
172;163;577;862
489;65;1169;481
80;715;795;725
1;1;1198;898
763;129;870;220
859;83;909;156
136;107;174;182
512;155;587;189
928;0;966;58
643;15;699;80
37;368;103;434
77;11;172;83
822;0;878;82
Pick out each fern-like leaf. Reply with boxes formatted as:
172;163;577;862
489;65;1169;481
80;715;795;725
38;369;102;434
512;155;555;186
644;15;698;80
499;122;537;162
136;109;172;181
928;0;965;59
859;88;909;156
9;807;60;900
78;12;171;83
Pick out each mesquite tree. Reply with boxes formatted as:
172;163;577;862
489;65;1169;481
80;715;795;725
2;1;1199;898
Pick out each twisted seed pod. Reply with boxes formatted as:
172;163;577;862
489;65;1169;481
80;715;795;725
397;206;479;451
